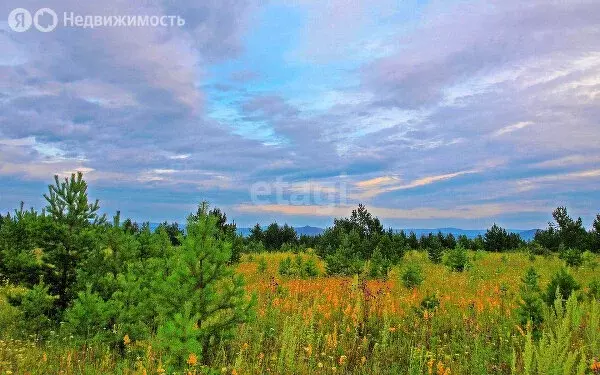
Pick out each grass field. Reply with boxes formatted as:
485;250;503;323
1;250;600;374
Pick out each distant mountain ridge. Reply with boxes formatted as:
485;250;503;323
235;226;540;241
146;223;539;241
235;226;324;237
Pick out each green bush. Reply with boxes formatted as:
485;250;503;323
544;268;580;305
587;279;600;300
560;247;583;268
302;257;320;277
582;250;598;270
278;257;293;276
528;241;551;257
63;285;117;343
325;231;363;276
155;205;255;368
7;282;57;338
516;267;545;338
257;256;268;273
427;238;444;264
368;247;390;278
401;263;424;289
420;292;440;311
445;245;469;272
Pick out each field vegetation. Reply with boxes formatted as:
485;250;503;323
1;173;600;374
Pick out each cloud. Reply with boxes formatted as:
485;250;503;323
355;175;399;189
530;154;600;169
493;121;534;137
517;168;600;192
355;169;480;199
1;0;599;227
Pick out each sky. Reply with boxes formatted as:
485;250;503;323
0;0;599;229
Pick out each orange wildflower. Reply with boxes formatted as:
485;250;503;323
187;353;198;366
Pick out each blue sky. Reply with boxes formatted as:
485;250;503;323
1;0;599;229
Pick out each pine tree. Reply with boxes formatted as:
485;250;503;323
156;203;255;367
43;172;105;309
427;236;444;264
516;267;544;338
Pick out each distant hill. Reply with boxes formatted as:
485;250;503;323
234;226;540;241
236;225;324;237
395;228;539;241
146;223;539;241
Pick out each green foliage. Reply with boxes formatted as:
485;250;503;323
63;285;117;343
560;247;583;268
44;172;106;227
278;257;293;276
426;236;443;264
156;203;255;365
302;256;319;277
279;255;319;278
8;282;57;338
445;245;469;272
592;214;600;253
325;230;364;276
544;268;580;306
401;263;424;289
587;279;600;301
43;172;106;310
246;240;266;254
582;250;598;270
0;205;46;286
483;224;522;252
552;207;589;250
257;256;268;273
528;241;551;257
368;247;390;278
155;303;206;369
263;223;297;251
419;292;440;311
515;294;594;375
516;268;545;338
155;221;183;246
319;204;383;260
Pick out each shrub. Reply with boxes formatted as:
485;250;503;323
582;250;598;270
560;247;583;268
427;237;444;264
368;247;390;278
587;279;600;300
544;268;580;306
445;245;469;272
278;257;293;276
401;263;424;289
420;292;440;311
529;241;551;257
63;285;117;343
257;256;268;273
302;257;320;277
7;282;57;338
155;204;255;368
516;267;544;338
325;231;363;276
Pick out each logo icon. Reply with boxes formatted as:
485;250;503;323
8;8;32;32
33;8;57;32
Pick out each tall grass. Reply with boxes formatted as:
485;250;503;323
2;251;600;374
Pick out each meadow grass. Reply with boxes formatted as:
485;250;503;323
1;250;600;374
